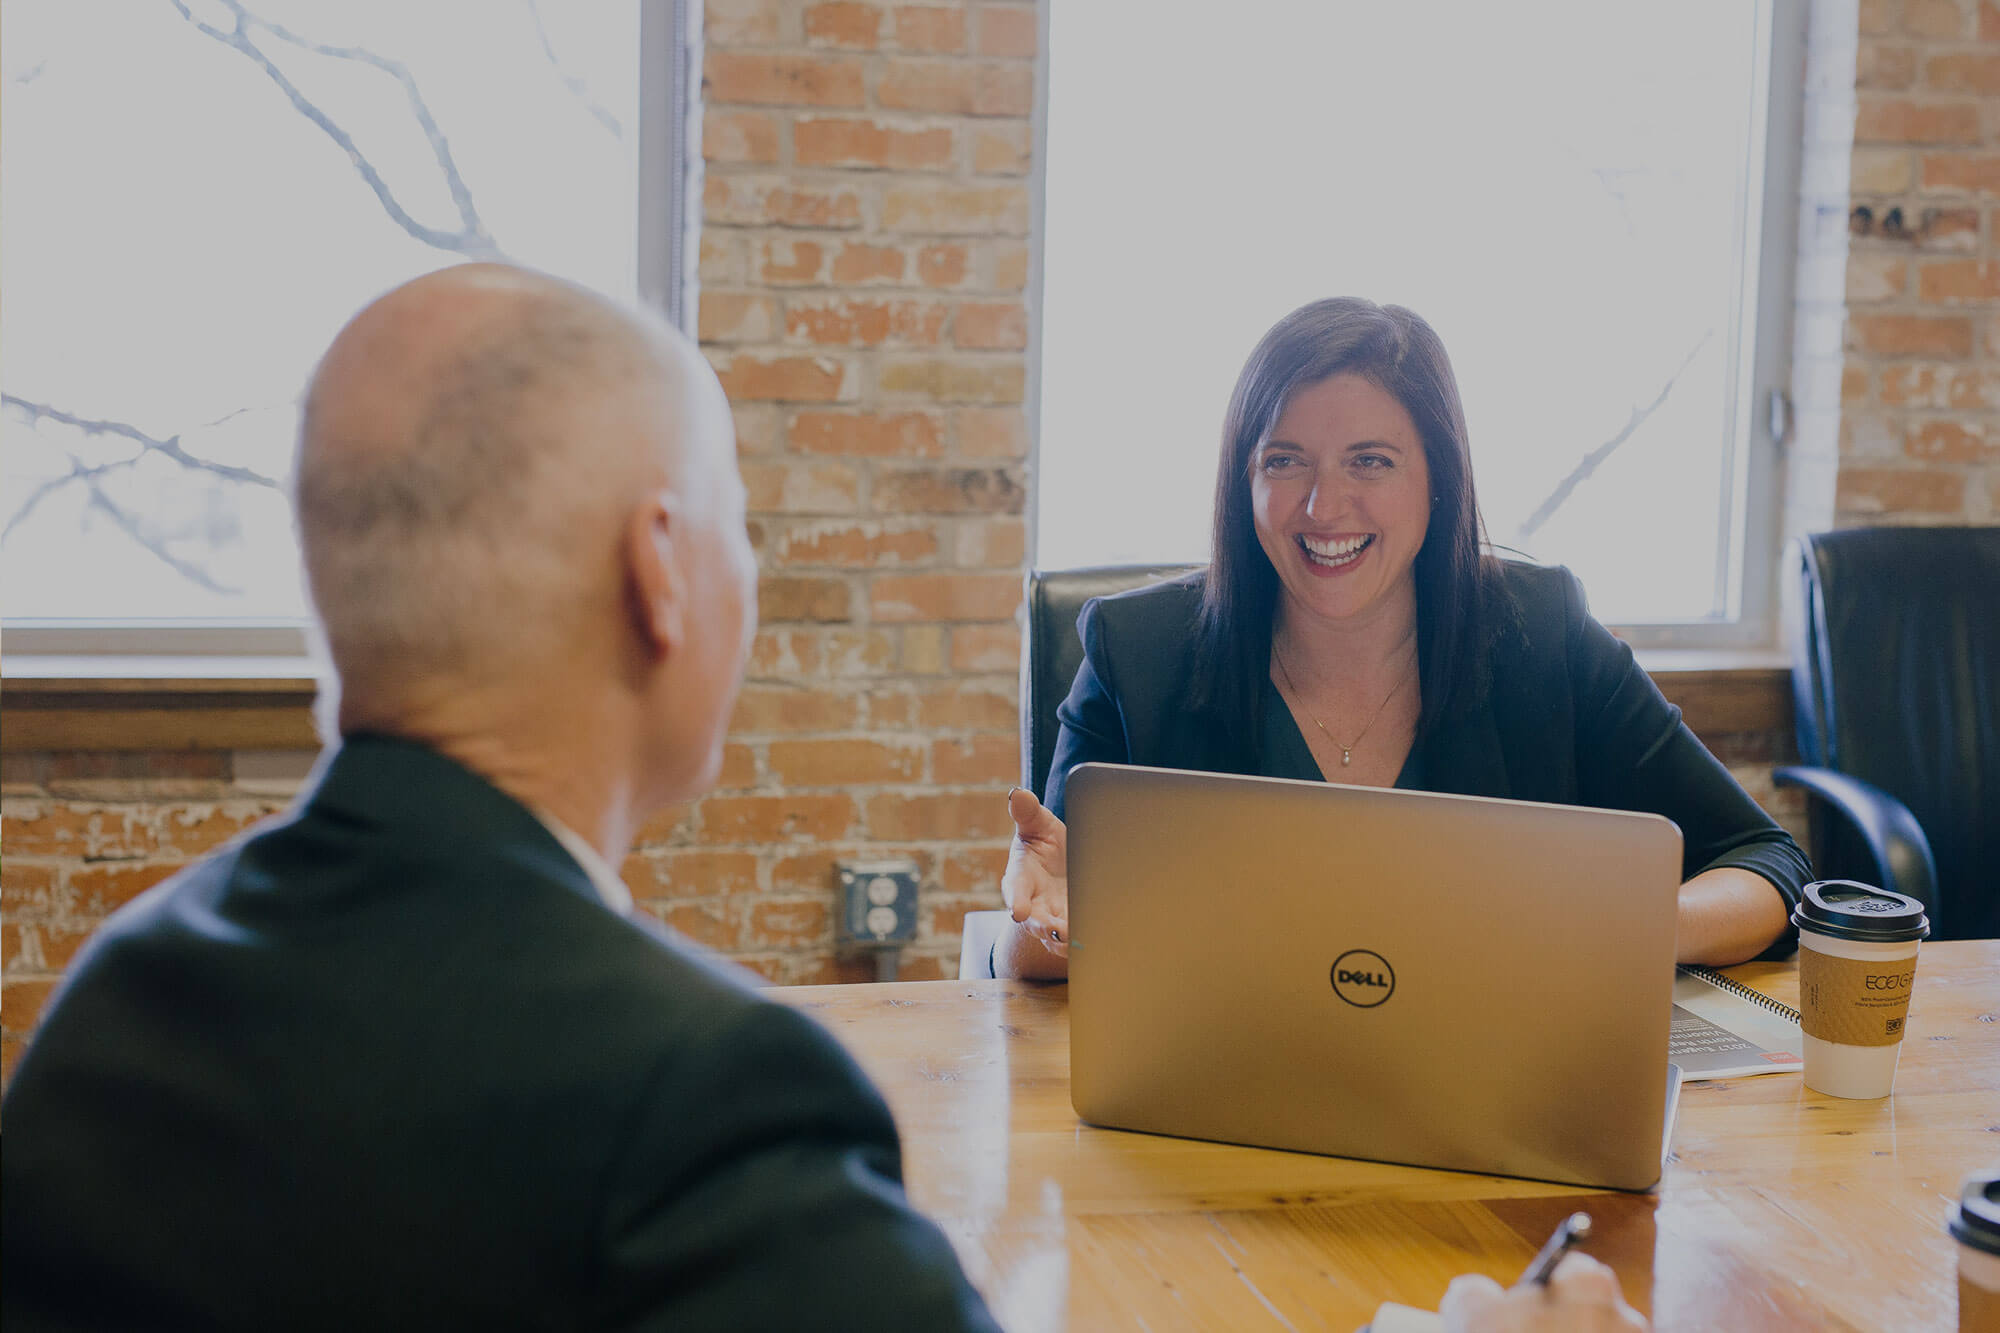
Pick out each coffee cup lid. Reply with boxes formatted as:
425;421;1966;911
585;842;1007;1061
1791;880;1930;943
1950;1172;2000;1256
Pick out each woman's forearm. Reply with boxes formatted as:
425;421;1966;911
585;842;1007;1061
993;916;1070;980
1676;867;1791;966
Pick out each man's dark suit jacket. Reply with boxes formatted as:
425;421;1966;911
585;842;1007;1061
1044;563;1810;956
2;735;998;1331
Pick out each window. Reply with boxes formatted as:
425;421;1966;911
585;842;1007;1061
1;0;689;648
1035;1;1803;643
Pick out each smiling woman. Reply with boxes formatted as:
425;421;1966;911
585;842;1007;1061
994;297;1806;982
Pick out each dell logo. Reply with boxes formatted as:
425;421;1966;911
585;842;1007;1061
1331;950;1395;1008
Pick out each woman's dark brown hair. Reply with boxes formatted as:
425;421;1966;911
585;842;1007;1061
1191;297;1506;742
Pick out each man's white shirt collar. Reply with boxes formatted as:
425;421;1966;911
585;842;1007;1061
531;808;634;917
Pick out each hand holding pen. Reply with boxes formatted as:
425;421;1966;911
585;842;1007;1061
1435;1211;1649;1332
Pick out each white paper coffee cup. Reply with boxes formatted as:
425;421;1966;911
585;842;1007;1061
1951;1172;2000;1333
1791;880;1930;1101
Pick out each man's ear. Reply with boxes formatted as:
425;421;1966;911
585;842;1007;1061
625;491;687;660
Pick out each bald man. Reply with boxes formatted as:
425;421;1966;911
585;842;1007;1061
1;266;999;1331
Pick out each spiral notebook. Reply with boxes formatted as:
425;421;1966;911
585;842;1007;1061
1671;966;1804;1081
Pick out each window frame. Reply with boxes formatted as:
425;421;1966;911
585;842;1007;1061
0;0;697;674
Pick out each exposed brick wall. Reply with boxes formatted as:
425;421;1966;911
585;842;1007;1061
1838;0;2000;521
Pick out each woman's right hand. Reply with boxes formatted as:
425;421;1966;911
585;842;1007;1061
1002;787;1069;959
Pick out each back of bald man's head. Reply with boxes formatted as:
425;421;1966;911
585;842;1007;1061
295;265;722;706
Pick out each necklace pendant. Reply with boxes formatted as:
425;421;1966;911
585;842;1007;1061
1341;748;1352;767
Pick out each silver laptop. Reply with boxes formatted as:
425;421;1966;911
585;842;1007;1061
1066;763;1683;1192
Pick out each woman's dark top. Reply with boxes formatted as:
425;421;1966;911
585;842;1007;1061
1043;562;1809;958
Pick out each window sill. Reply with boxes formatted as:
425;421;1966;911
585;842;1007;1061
0;652;1795;754
1;660;321;753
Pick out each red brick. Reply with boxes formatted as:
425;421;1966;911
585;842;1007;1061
795;117;955;170
2;804;143;858
1924;52;2000;94
1903;0;1969;35
780;955;881;985
913;680;1017;730
1983;0;2000;39
733;404;782;455
954;301;1027;349
768;738;925;786
1854;98;1982;144
873;465;1026;513
950;623;1022;672
956;407;1028;459
1918;259;2000;303
893;954;949;982
1847;253;1908;302
633;803;694;846
878;359;1026;403
698;794;856;843
707;0;783;44
156;806;279;857
1835;467;1968;514
756;239;826;285
773;519;941;567
699;292;780;343
1920;153;2000;195
929;894;1002;941
701;234;743;284
864;792;1014;840
789;410;945;458
1842;366;1871;405
1948;369;2000;409
1848;314;1975;359
750;628;826;676
882;184;1030;234
705;175;863;228
731;685;864;733
830;242;907;284
740;458;861;513
1904;420;1993;461
1915;205;1982;248
1860;0;1897;34
869;689;919;727
2;979;60;1034
68;862;181;914
976;6;1037;57
823;629;900;677
658;902;741;950
972;124;1030;174
992;243;1030;291
877;60;1032;116
743;899;832;948
1;863;62;916
893;7;965;52
714;354;851;402
955;515;1027;567
757;575;853;622
624;850;763;897
770;848;843;894
1858;43;1918;90
914;243;970;287
717;744;759;790
704;53;867;107
932;735;1018;785
703;110;782;163
871;573;1021;622
1879;365;1939;406
785;298;948;346
803;1;882;47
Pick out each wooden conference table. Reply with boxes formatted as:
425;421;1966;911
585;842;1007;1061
777;940;1999;1331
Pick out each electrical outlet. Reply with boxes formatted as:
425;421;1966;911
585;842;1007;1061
836;857;920;945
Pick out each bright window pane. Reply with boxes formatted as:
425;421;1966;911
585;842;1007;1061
1;0;639;622
1037;1;1770;624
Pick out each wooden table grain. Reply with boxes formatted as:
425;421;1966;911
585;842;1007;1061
776;940;2000;1331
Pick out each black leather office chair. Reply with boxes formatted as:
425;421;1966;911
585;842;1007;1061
960;564;1201;978
1019;563;1202;800
1774;527;2000;940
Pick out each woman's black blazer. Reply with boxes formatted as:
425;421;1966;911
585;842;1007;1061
1043;562;1809;955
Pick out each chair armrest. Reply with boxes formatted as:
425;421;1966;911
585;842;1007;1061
958;910;1012;980
1772;765;1940;922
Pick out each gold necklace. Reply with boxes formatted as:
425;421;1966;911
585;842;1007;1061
1271;644;1415;768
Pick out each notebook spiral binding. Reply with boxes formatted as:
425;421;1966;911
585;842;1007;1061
1679;966;1803;1024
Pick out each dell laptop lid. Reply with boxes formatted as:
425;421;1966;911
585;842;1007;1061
1065;763;1683;1191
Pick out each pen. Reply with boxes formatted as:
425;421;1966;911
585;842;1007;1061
1520;1211;1593;1287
